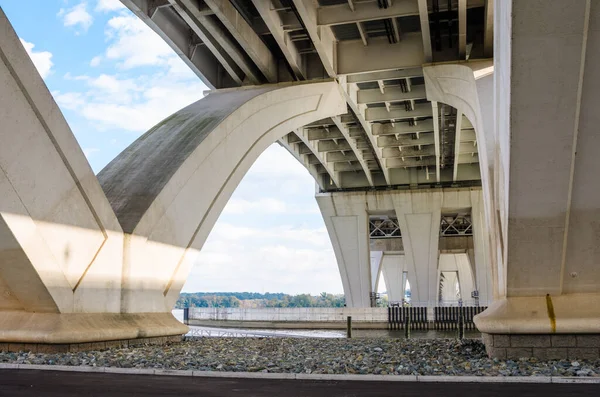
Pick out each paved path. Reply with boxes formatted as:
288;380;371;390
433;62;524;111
0;370;598;397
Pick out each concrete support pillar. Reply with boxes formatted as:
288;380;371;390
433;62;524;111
471;189;492;305
370;251;383;294
316;192;372;308
381;253;407;303
392;191;443;307
438;253;475;305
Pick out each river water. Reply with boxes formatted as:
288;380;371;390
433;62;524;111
172;309;481;339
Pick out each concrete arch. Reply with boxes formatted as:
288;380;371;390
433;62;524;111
99;82;346;313
0;11;346;344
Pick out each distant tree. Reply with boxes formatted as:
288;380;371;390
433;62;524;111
175;291;346;309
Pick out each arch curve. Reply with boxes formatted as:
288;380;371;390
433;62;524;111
99;81;346;312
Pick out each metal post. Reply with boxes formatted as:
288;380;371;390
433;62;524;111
347;316;352;338
404;309;410;339
457;300;464;339
183;307;189;325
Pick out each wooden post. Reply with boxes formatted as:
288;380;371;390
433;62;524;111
347;316;352;338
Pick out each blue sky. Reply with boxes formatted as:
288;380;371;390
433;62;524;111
0;0;355;295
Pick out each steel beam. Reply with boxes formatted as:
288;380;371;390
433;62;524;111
347;68;423;83
317;139;351;152
453;111;463;181
357;85;427;104
204;0;277;82
318;0;419;26
168;0;246;85
332;116;374;185
458;0;467;59
365;102;432;122
372;119;434;135
483;0;494;58
382;146;436;158
251;0;306;79
432;101;440;181
327;151;358;162
295;128;341;186
377;133;435;147
386;157;436;168
339;75;391;184
417;0;432;62
121;0;228;89
292;0;337;76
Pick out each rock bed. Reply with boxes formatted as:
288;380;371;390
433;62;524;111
1;338;599;377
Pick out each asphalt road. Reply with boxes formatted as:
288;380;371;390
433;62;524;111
0;370;598;397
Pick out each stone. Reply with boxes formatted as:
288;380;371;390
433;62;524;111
505;348;533;359
551;335;576;347
486;347;507;360
576;335;600;348
8;344;33;353
481;333;493;348
510;335;551;348
533;348;567;361
36;344;69;354
0;337;598;378
493;335;510;348
568;348;600;360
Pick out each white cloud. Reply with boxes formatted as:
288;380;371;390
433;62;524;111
76;72;204;131
52;91;85;110
19;39;53;78
95;0;126;12
83;147;100;158
223;198;288;215
54;61;204;132
186;222;341;294
90;55;102;66
51;9;206;133
58;2;94;33
105;14;174;69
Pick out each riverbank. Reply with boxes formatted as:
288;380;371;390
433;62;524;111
1;338;599;377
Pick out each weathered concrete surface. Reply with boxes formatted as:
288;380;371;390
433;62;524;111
98;87;276;234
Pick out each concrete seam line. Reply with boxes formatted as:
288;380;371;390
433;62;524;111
2;364;600;383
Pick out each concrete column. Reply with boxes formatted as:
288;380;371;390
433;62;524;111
392;191;442;306
471;189;492;305
316;192;372;308
438;253;475;305
381;253;406;303
370;251;383;294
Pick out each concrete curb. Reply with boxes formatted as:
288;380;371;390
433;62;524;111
0;364;599;384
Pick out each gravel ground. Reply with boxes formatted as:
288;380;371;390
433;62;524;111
1;338;599;377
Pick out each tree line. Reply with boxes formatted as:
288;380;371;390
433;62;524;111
175;292;347;309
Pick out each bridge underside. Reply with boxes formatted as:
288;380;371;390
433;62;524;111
1;0;600;361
